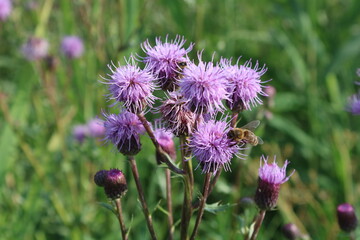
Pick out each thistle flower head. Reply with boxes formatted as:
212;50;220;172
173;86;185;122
337;203;358;232
141;35;193;91
21;37;49;61
104;56;157;114
346;93;360;115
153;121;176;162
254;155;294;210
0;0;11;21
103;111;145;155
87;118;105;138
60;36;84;59
221;58;267;111
159;91;196;136
189;119;241;174
179;52;229;114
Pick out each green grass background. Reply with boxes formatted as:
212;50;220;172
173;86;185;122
1;0;360;239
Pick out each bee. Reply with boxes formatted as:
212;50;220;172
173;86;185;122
228;120;264;146
175;61;187;80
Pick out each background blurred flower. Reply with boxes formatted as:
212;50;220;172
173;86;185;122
60;36;84;59
21;37;49;61
87;118;105;138
346;93;360;115
0;0;12;21
72;124;88;143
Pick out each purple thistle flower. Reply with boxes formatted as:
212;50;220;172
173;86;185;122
87;118;105;138
0;0;11;21
103;111;145;156
60;36;84;59
153;121;176;162
72;124;88;143
179;52;229;115
337;203;358;232
159;91;196;136
104;56;157;114
189;119;242;174
221;58;268;111
141;35;193;91
21;37;49;61
346;93;360;115
254;155;294;210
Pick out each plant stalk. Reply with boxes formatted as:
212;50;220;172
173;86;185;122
114;198;128;240
189;172;211;240
249;210;266;240
128;155;158;240
165;168;174;240
137;113;184;175
180;135;194;240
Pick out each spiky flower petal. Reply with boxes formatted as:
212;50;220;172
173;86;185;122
141;35;193;91
221;58;267;111
103;111;145;155
189;119;241;174
104;56;157;113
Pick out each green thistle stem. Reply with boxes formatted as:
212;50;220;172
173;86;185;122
114;198;128;240
190;172;212;240
128;156;157;240
249;210;266;240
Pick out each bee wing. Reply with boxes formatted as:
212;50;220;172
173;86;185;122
257;136;264;145
240;120;260;131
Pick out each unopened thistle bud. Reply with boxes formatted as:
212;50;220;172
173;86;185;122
282;223;302;240
94;170;108;187
153;121;176;164
159;92;196;136
254;156;294;210
337;203;358;232
103;169;128;200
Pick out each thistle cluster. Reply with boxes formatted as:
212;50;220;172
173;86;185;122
95;35;294;240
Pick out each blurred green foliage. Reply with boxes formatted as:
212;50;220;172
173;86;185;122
1;0;360;239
